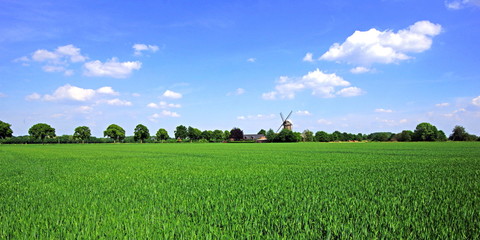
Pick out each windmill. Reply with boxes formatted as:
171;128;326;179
277;111;293;132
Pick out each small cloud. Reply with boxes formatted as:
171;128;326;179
162;90;182;99
375;108;393;113
350;66;372;74
317;119;333;125
445;0;480;9
26;93;41;101
97;86;119;95
303;52;314;62
76;106;93;113
296;110;312;116
133;43;160;56
237;114;275;120
132;93;141;97
336;87;365;97
435;102;450;107
472;96;480;106
247;58;256;63
104;98;132;106
147;101;181;109
28;44;87;76
227;88;245;96
84;58;142;78
150;110;181;121
262;91;277;100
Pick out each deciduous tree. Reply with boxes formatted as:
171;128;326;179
29;123;56;142
134;124;150;143
229;128;244;141
174;125;188;140
413;122;438;141
0;120;13;139
73;126;91;143
156;128;169;142
104;124;125;143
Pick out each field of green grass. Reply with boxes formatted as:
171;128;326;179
1;142;479;239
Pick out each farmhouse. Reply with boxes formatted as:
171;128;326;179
243;134;267;142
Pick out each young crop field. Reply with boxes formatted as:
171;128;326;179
0;142;479;239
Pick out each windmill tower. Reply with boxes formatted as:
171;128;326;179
277;111;293;132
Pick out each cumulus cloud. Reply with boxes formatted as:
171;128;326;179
27;84;121;102
375;108;393;113
103;98;132;106
147;101;181;109
303;53;314;62
133;44;160;56
436;102;450;107
162;90;182;99
25;44;87;75
320;21;442;66
262;69;363;100
472;96;480;106
83;57;142;78
445;0;480;9
247;58;256;63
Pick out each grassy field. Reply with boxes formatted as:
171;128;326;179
0;142;479;239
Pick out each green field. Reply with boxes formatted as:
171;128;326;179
1;142;479;239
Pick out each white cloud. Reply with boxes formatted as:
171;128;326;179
263;69;362;100
336;87;365;97
133;44;159;56
375;108;393;113
26;93;41;101
435;102;450;107
27;84;121;102
150;110;181;121
104;98;132;106
445;0;480;9
29;44;87;75
96;86;119;95
237;114;276;120
162;90;182;99
84;58;141;78
296;110;312;116
76;106;93;113
472;96;480;106
247;58;256;63
350;66;372;74
147;101;181;109
303;52;314;62
227;88;246;96
320;21;442;66
443;108;467;117
317;119;333;125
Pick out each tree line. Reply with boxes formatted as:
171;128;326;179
0;120;479;144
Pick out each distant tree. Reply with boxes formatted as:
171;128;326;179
315;131;330;142
187;126;202;141
212;130;224;141
156;128;169;142
265;129;276;142
134;124;150;143
413;122;439;141
466;134;478;141
223;130;230;140
29;123;56;142
258;129;266;135
449;125;468;141
104;124;125;143
437;130;447;142
369;132;393;142
201;130;213;141
0;120;13;139
302;130;314;142
274;129;301;142
73;126;91;143
229;128;244;141
395;130;413;142
355;133;364;141
174;125;188;140
331;131;342;141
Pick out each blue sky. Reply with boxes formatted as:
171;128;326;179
1;0;480;137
